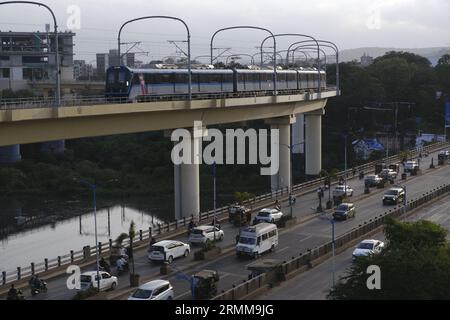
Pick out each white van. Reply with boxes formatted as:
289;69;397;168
236;223;278;258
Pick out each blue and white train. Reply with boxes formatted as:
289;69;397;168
105;66;326;100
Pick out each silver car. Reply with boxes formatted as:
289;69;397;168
333;203;356;220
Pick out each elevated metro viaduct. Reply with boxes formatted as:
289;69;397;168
0;90;337;220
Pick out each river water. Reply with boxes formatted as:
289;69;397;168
0;196;172;273
0;192;237;273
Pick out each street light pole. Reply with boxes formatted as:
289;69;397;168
213;161;217;242
318;214;335;288
344;135;347;192
75;178;118;290
76;179;100;290
331;219;335;287
92;183;100;291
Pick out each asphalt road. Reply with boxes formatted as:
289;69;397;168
12;149;449;300
255;194;450;300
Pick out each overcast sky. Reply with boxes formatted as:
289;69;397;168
0;0;449;64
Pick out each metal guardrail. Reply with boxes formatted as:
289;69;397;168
0;87;337;110
0;140;448;287
213;183;450;300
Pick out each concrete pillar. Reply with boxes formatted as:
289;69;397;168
174;159;200;221
169;123;207;221
266;115;296;192
305;109;324;177
292;114;304;154
0;145;21;164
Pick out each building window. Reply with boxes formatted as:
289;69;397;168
23;68;32;80
22;56;48;64
1;55;9;61
0;68;10;79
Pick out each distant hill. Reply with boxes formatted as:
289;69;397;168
340;47;450;65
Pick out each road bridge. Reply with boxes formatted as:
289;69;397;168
0;89;337;219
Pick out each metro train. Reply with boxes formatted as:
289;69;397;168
105;65;326;100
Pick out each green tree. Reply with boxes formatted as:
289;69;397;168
369;57;412;101
437;54;450;66
373;51;431;68
328;217;450;299
234;191;255;205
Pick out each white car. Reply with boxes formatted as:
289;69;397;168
254;208;283;224
189;225;224;245
380;168;397;180
352;239;385;260
148;240;190;264
79;271;118;292
404;161;419;172
128;280;174;300
332;185;354;197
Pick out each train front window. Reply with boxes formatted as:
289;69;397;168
118;70;127;83
107;71;115;84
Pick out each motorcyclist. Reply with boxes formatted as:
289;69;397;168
210;219;221;229
7;284;18;300
32;274;43;290
99;257;110;273
188;220;197;235
274;200;281;211
116;255;128;273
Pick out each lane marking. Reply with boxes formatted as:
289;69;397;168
276;246;289;254
298;235;313;242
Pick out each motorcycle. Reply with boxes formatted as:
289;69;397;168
187;222;197;236
116;256;129;276
30;280;47;296
99;260;111;273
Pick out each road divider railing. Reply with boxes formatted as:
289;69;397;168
1;140;449;288
213;183;450;300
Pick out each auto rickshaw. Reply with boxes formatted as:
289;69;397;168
228;205;252;226
247;259;284;284
191;270;220;300
438;151;449;165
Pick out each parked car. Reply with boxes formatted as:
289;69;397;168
379;168;397;180
148;240;190;264
128;280;174;300
189;225;224;245
364;174;383;187
382;187;405;205
253;208;283;224
352;239;385;260
332;185;354;198
333;203;356;220
79;271;118;292
404;160;419;172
